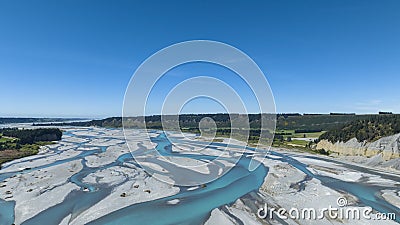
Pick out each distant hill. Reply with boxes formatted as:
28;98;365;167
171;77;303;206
0;118;81;124
33;117;124;127
33;113;384;131
276;114;373;130
319;114;400;143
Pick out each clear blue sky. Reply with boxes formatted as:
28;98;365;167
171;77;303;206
0;0;399;117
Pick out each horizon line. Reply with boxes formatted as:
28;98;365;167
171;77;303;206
0;111;398;119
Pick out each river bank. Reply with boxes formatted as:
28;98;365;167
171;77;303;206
0;127;399;225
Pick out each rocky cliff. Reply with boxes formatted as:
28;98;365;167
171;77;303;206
317;133;400;160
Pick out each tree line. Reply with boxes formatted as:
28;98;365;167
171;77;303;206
0;128;62;145
319;115;400;143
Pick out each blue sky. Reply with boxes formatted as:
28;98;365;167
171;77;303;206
0;0;399;117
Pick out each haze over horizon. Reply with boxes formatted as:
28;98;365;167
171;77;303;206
1;0;399;117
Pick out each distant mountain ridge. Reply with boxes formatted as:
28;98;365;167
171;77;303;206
32;113;398;132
